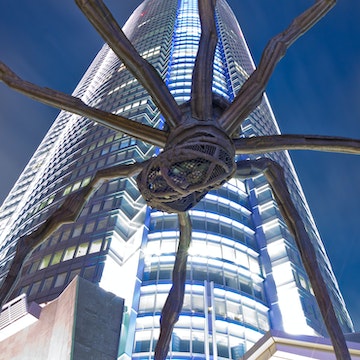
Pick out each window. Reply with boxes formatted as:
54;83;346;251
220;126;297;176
192;266;207;282
84;221;95;234
239;276;252;295
222;245;235;262
63;185;72;196
139;294;155;313
217;343;229;358
89;239;103;254
50;250;63;265
28;260;40;274
39;254;52;270
158;267;172;280
103;198;113;210
41;276;54;292
207;221;219;234
29;281;41;296
192;339;204;354
72;181;82;192
215;297;226;317
243;305;258;327
76;243;89;257
91;203;101;214
83;265;96;281
68;269;81;282
135;340;151;353
72;224;83;237
208;270;223;285
54;272;67;288
227;300;241;320
96;218;108;230
60;229;71;242
155;293;168;311
299;274;307;289
63;246;76;261
224;272;238;289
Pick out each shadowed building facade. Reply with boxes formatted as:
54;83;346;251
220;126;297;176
0;0;353;359
0;276;124;360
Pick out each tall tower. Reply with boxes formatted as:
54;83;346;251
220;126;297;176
0;0;353;359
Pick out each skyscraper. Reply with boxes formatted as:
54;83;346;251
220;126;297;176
0;0;354;359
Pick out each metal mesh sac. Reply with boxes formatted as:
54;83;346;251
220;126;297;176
136;128;236;212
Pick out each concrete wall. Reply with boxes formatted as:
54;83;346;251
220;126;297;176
0;276;124;360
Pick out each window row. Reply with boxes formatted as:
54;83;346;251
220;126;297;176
145;238;260;273
149;216;256;249
20;264;100;301
142;264;264;301
193;199;253;226
28;238;108;273
138;290;267;331
33;213;112;252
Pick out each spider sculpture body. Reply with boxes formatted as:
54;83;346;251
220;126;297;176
0;0;359;359
137;113;236;213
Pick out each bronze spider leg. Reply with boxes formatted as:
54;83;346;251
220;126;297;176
191;0;217;120
235;158;351;360
75;0;183;128
0;63;167;148
233;134;360;155
0;161;148;307
154;212;192;360
219;0;336;136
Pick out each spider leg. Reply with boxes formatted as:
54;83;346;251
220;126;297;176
191;0;218;120
75;0;182;128
0;161;147;307
235;157;350;360
0;62;167;147
154;212;192;360
219;0;336;136
234;134;360;155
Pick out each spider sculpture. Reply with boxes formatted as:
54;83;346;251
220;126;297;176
0;0;358;359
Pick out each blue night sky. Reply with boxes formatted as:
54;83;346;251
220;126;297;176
1;1;360;331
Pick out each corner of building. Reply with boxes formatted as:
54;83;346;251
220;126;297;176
0;276;124;360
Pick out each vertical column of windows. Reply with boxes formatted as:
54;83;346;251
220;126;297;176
167;0;229;103
167;0;200;102
6;0;179;304
214;0;355;336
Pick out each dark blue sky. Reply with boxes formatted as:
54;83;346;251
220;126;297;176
1;1;360;331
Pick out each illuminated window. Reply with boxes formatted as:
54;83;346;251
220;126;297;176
89;239;103;254
50;250;63;266
72;181;82;192
139;294;155;313
299;274;307;289
63;246;76;261
76;243;89;257
243;305;258;327
39;254;52;270
63;185;72;196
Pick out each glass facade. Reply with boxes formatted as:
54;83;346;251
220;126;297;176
0;0;353;359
